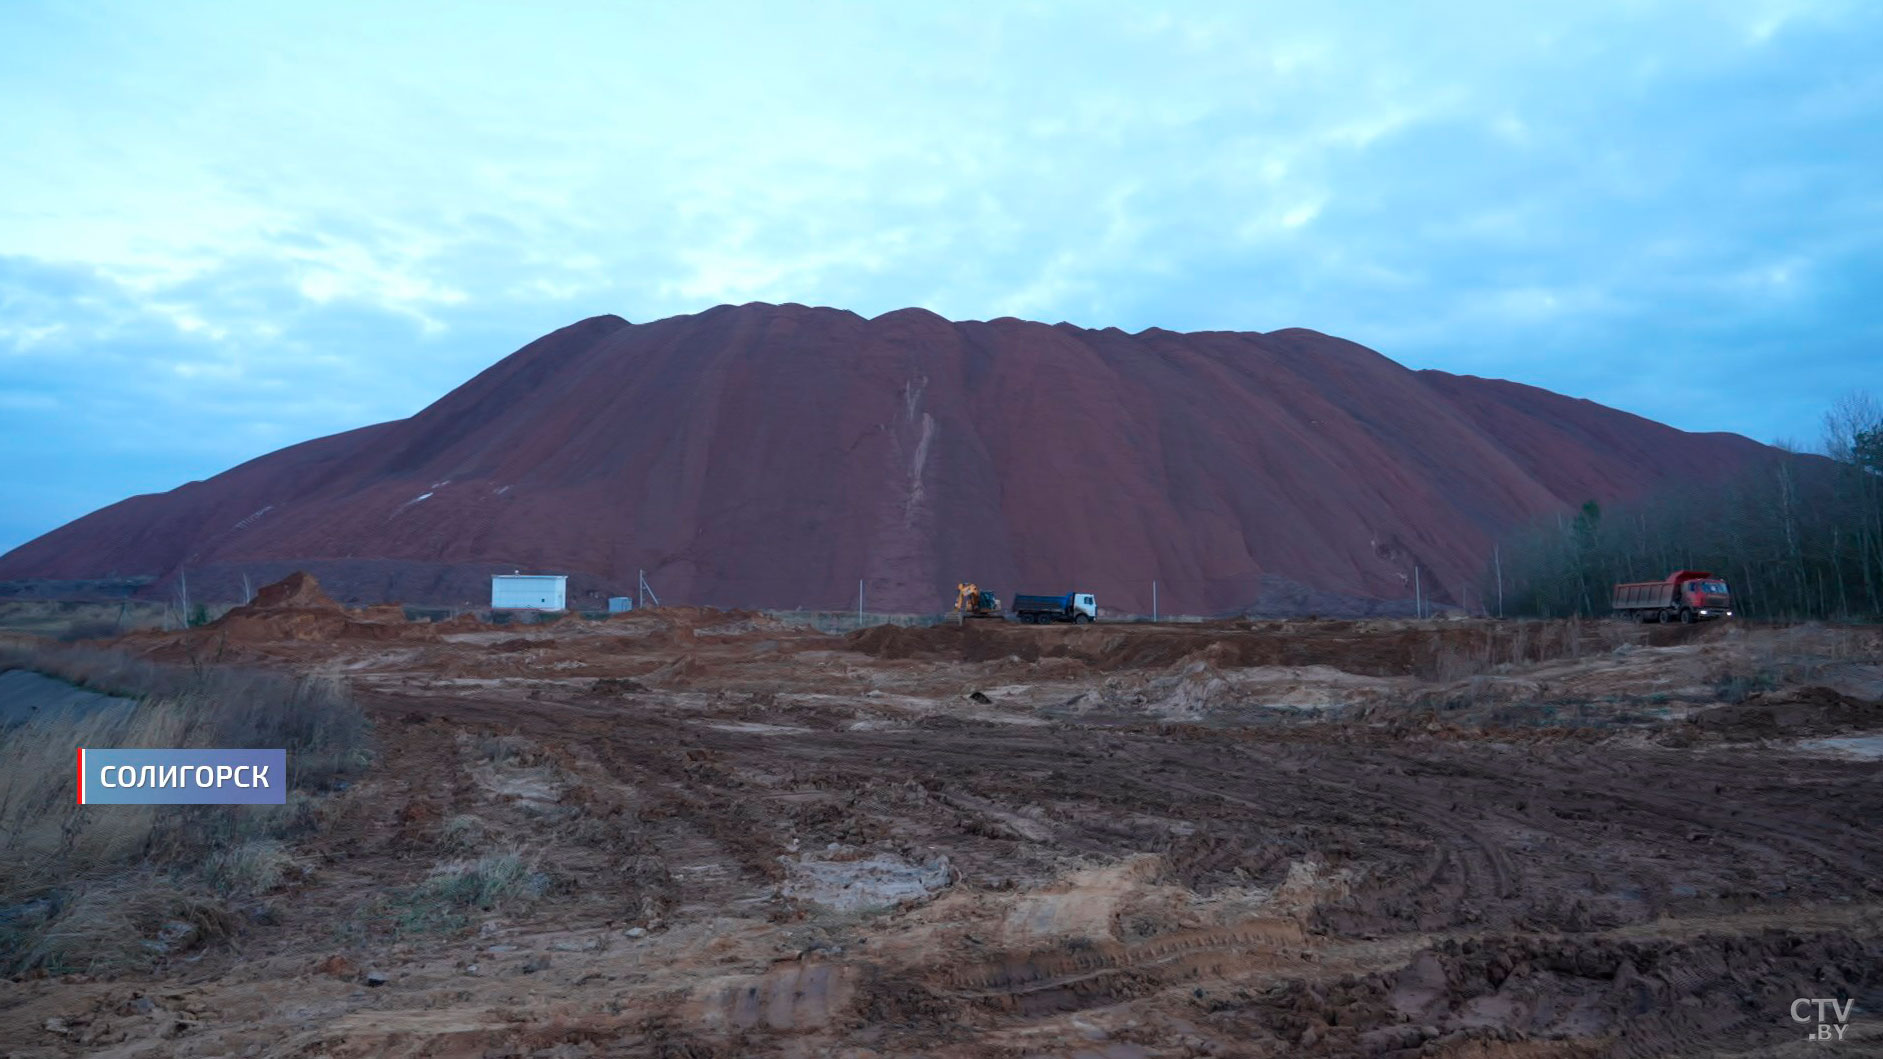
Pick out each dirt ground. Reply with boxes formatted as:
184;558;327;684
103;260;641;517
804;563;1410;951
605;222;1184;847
5;593;1883;1058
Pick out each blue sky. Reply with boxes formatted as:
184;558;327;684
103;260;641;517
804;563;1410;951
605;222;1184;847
2;1;1879;555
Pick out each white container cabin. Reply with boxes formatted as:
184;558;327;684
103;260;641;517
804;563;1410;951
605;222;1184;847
490;574;567;611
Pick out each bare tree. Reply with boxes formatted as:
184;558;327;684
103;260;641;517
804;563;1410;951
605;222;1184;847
1496;392;1883;620
1823;392;1883;612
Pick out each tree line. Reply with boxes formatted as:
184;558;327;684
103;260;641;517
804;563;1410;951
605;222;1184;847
1489;393;1883;621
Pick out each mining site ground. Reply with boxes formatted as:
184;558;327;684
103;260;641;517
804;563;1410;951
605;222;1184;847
2;589;1882;1058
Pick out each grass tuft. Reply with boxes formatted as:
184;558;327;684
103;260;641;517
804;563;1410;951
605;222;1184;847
203;839;300;895
387;850;548;935
440;813;488;853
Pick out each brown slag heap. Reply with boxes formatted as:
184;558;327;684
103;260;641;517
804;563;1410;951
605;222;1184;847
0;304;1787;614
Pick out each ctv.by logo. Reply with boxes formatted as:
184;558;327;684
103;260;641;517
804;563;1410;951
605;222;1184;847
1794;997;1856;1042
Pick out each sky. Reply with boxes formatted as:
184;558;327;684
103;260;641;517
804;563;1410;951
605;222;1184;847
2;0;1879;555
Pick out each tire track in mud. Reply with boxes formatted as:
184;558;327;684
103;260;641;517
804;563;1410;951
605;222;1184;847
372;686;1883;940
586;736;796;892
859;921;1316;1021
870;911;1883;1055
1486;747;1883;910
1569;749;1883;881
1119;736;1883;936
960;927;1304;1011
1129;755;1523;931
750;727;1217;861
700;715;1881;937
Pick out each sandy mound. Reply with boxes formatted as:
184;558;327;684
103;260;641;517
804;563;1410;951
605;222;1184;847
205;572;430;644
244;571;339;610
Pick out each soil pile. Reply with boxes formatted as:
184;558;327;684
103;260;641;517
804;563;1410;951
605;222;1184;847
206;572;425;644
243;571;335;610
1690;685;1883;737
843;616;1713;678
0;304;1784;613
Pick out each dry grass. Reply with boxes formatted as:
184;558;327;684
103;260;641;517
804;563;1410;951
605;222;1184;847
1;879;236;976
0;640;171;697
0;643;370;790
0;698;179;889
0;694;361;897
1700;623;1878;702
381;849;549;936
419;851;538;910
0;644;370;974
203;839;303;895
0;600;174;641
440;813;488;853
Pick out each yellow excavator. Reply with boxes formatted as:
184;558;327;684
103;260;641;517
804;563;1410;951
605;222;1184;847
952;581;1002;623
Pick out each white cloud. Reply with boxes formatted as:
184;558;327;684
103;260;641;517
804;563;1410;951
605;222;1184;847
1280;198;1327;230
0;0;1879;551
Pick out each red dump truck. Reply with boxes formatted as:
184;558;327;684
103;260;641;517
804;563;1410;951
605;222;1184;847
1611;570;1734;624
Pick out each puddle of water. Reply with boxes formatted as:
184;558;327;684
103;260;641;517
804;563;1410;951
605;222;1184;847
1796;735;1883;761
782;851;951;912
0;669;137;729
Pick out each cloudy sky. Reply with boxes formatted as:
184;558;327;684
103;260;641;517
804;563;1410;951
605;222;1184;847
2;0;1878;554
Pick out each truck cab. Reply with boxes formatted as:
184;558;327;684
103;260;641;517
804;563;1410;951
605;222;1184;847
1680;577;1733;620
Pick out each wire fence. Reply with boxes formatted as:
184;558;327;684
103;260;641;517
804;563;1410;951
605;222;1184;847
761;610;949;634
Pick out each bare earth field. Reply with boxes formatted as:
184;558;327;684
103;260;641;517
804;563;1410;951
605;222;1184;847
3;592;1882;1058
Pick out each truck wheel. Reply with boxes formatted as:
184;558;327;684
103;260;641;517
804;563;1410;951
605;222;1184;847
1075;614;1091;625
1680;608;1696;624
